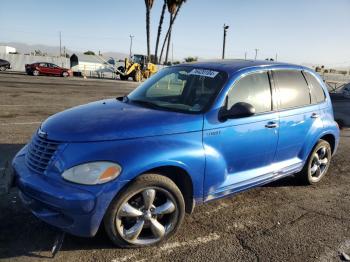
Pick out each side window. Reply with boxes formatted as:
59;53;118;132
274;70;310;109
227;72;272;114
304;72;326;104
39;63;47;67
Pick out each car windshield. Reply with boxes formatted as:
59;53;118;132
127;66;227;113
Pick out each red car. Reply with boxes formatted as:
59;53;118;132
25;62;72;77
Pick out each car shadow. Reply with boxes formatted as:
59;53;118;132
263;174;305;188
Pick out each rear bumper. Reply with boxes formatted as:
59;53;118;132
12;152;127;237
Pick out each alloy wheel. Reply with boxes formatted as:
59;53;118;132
309;146;330;183
115;187;178;245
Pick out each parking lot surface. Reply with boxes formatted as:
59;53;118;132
0;72;350;262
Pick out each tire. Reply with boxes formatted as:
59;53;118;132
120;75;129;81
298;139;332;185
104;174;185;247
117;66;128;81
133;70;142;82
0;66;6;71
62;71;69;77
32;70;40;76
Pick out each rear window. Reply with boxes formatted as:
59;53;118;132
274;70;311;109
304;72;326;104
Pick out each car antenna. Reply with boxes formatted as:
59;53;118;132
51;231;65;258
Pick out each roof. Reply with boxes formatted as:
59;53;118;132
71;53;111;64
180;59;307;75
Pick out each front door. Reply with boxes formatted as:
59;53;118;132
203;71;279;200
48;63;61;75
38;63;50;74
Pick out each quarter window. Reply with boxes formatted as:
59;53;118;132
304;72;326;104
227;72;272;114
274;70;311;109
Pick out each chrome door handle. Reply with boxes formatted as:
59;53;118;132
265;122;278;128
311;113;320;119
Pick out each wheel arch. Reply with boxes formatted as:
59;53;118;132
109;164;195;215
299;130;338;166
319;133;336;154
142;165;195;214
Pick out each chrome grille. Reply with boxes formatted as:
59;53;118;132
25;134;59;174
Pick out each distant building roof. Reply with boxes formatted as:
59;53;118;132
71;53;112;64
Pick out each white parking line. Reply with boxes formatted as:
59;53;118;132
112;233;221;262
0;122;41;126
112;253;138;262
160;232;220;251
0;105;63;107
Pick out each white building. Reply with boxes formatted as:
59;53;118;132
0;46;17;54
70;53;123;77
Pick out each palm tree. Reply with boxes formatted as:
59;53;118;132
154;0;167;64
159;0;186;64
144;0;155;62
164;0;177;64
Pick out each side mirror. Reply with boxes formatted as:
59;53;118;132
219;102;255;120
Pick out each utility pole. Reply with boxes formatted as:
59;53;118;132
245;51;247;60
129;35;134;59
59;31;62;57
222;24;229;59
254;48;259;60
275;53;278;62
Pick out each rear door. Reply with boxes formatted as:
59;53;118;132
272;70;323;168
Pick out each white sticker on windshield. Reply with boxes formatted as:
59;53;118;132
189;69;219;78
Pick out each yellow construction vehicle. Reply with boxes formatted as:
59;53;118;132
116;54;157;82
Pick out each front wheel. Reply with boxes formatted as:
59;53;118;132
0;66;6;71
298;139;332;185
32;70;40;76
104;174;185;247
133;70;142;82
62;71;69;77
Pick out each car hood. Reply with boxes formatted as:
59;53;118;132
40;99;203;142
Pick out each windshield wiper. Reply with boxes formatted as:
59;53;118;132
122;95;129;103
116;95;129;103
130;99;161;109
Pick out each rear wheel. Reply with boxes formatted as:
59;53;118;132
32;70;40;76
104;174;185;247
62;71;69;77
120;75;129;81
298;139;332;185
117;66;128;81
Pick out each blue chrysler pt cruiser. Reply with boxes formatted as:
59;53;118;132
13;60;339;247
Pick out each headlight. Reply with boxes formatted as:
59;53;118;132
62;161;122;185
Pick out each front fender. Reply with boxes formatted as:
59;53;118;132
56;132;205;200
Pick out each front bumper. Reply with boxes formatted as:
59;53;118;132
12;152;127;237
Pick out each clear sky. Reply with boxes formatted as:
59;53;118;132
1;0;349;66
